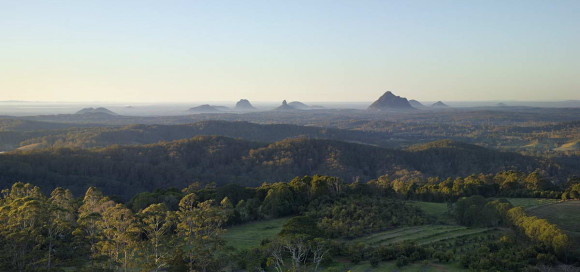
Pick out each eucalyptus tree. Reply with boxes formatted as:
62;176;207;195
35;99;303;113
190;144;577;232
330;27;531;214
0;182;47;271
98;204;141;272
176;193;228;272
45;187;76;269
138;203;175;271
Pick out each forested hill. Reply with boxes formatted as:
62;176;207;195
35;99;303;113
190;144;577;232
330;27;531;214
17;120;398;149
0;136;557;198
0;119;110;151
0;119;91;131
4;118;580;157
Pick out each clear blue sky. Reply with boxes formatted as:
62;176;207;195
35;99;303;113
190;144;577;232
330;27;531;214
1;0;579;102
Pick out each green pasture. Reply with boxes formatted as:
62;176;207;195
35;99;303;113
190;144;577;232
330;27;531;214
352;225;492;247
529;200;580;241
503;198;561;209
223;217;290;250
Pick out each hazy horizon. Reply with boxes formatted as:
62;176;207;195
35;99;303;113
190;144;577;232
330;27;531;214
2;98;580;104
2;99;580;118
1;1;579;102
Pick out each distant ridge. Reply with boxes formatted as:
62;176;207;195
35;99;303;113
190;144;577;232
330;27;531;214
431;101;449;108
288;101;309;109
188;104;221;113
235;99;256;110
274;100;297;111
214;106;230;111
368;91;415;111
287;101;325;110
409;100;425;108
75;107;117;115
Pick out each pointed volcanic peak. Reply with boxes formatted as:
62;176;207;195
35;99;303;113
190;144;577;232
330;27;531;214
431;101;449;108
274;100;298;111
235;99;256;110
75;107;117;115
409;100;425;108
188;104;222;113
368;91;415;111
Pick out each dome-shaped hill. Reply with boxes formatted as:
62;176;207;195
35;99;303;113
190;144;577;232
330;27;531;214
235;99;256;110
409;100;425;108
76;107;117;115
431;101;449;108
188;104;221;113
288;101;310;110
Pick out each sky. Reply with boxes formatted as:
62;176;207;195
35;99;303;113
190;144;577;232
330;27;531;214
0;0;579;103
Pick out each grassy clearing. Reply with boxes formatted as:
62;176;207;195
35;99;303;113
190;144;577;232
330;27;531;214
411;201;449;218
16;143;42;151
503;198;561;209
416;227;493;245
554;140;580;151
529;200;580;240
355;226;448;244
352;225;491;247
223;217;290;250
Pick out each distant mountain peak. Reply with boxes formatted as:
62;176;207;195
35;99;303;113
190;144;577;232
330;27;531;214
368;91;415;111
431;101;449;107
235;99;256;110
275;100;297;111
288;101;309;109
75;107;117;115
188;104;221;113
409;100;425;108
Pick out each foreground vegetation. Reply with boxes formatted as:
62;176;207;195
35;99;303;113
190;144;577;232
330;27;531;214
1;174;578;271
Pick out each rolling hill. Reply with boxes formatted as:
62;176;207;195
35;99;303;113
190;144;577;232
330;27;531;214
0;136;557;198
15;120;398;149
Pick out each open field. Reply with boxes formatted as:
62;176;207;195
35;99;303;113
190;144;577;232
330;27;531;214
529;200;580;241
554;140;580;151
410;201;450;222
346;224;506;271
352;225;493;247
223;217;290;250
503;198;562;209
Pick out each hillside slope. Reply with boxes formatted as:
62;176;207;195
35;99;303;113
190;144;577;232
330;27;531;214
18;121;397;149
0;137;556;198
